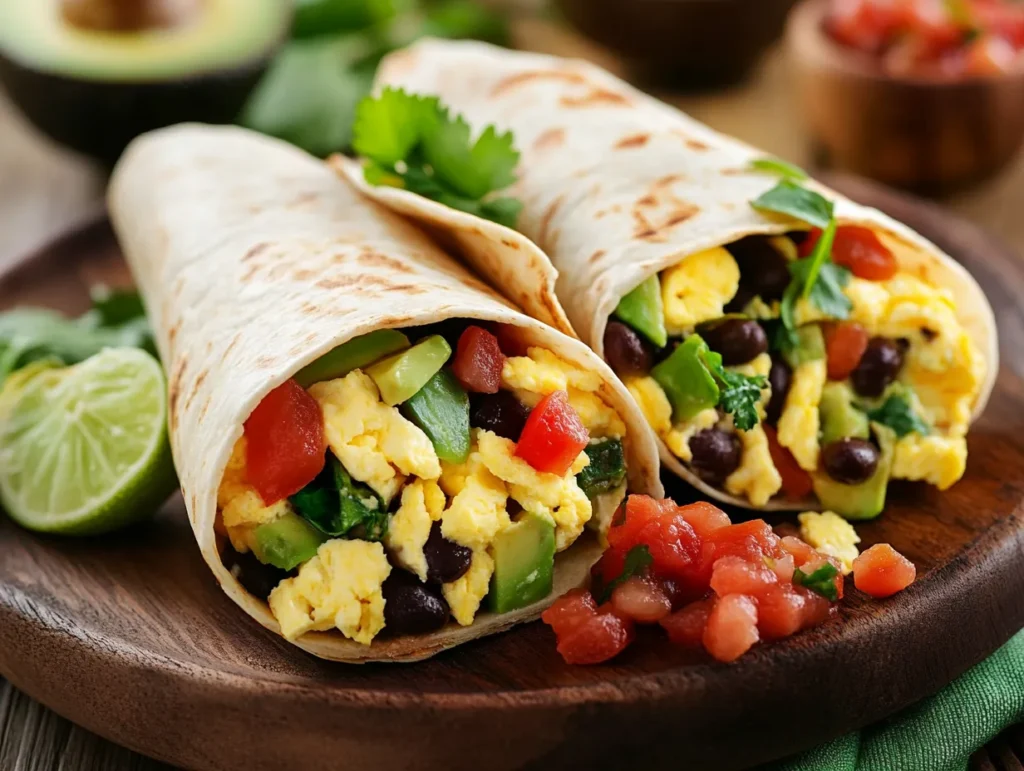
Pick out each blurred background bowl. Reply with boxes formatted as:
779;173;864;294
556;0;799;89
787;0;1024;192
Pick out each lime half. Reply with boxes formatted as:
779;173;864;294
0;348;177;535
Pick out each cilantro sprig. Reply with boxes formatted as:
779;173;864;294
749;157;808;181
352;87;523;227
594;544;653;603
793;562;840;601
751;180;833;228
866;393;930;438
699;347;768;432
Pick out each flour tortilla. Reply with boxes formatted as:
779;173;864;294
108;124;662;662
336;39;999;512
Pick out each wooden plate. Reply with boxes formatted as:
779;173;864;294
1;176;1022;771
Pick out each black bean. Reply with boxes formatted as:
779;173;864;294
424;521;472;584
222;547;292;602
724;286;756;314
821;438;880;485
851;337;905;398
728;235;792;301
604;320;655;375
688;428;742;485
470;391;531;441
382;569;451;636
766;357;792;425
699;318;768;366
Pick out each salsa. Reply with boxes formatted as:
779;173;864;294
542;495;916;665
826;0;1024;77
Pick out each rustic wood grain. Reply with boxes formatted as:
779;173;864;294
0;176;1022;771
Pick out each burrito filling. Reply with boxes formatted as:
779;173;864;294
606;225;984;517
216;323;631;645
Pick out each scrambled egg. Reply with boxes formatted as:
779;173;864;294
217;437;289;553
724;418;782;506
383;479;446;581
310;370;441;503
625;375;718;463
503;347;625;437
661;247;740;333
891;434;967;490
475;429;591;551
439;450;511;549
268;539;391;644
444;547;495;626
778;359;827;472
798;511;860;574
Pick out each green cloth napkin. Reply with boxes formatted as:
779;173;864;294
765;628;1024;771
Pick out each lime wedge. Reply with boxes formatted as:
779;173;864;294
0;348;177;535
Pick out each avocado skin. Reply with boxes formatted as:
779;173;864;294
0;54;271;166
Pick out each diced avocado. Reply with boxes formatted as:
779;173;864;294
576;438;627;498
488;511;556;614
614;275;667;348
819;382;870;446
367;334;452;406
651;334;719;421
295;329;410;387
783;324;825;369
402;369;470;464
812;426;894;521
252;511;327;571
289;457;388;540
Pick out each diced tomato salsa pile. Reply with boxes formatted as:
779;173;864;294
543;495;916;665
826;0;1024;77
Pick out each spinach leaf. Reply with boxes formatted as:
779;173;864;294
289;456;388;540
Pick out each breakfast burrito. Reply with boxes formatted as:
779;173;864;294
108;124;661;662
337;40;998;518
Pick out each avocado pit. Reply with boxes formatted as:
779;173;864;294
60;0;203;33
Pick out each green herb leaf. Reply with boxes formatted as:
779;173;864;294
596;544;653;603
291;0;406;39
749;157;808;181
576;438;627;498
700;348;768;431
775;281;801;354
352;87;522;227
793;562;840;601
866;394;930;438
751;180;834;229
242;35;380;157
289;456;388;540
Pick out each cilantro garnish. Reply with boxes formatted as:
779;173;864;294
290;457;388;541
749;157;808;181
595;544;653;603
793;562;840;601
750;180;834;229
352;87;523;227
866;394;930;438
699;348;768;431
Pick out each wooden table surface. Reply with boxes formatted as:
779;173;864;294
1;29;1023;771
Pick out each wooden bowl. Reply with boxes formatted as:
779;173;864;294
787;0;1024;192
556;0;799;89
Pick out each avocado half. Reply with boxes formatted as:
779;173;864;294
0;0;290;165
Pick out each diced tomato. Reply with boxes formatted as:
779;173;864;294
660;598;714;647
802;225;897;281
514;390;589;475
824;321;870;381
244;379;326;504
797;586;836;630
710;555;779;599
757;584;808;640
780;535;818;566
542;588;597;636
703;594;760;662
543;590;634;665
764;425;814;499
611;576;672;623
491;323;532;357
708;518;783;564
452;326;505;394
963;33;1017;74
800;553;846;601
679;501;732;539
853;544;917;598
769;553;796;583
604;496;703;585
